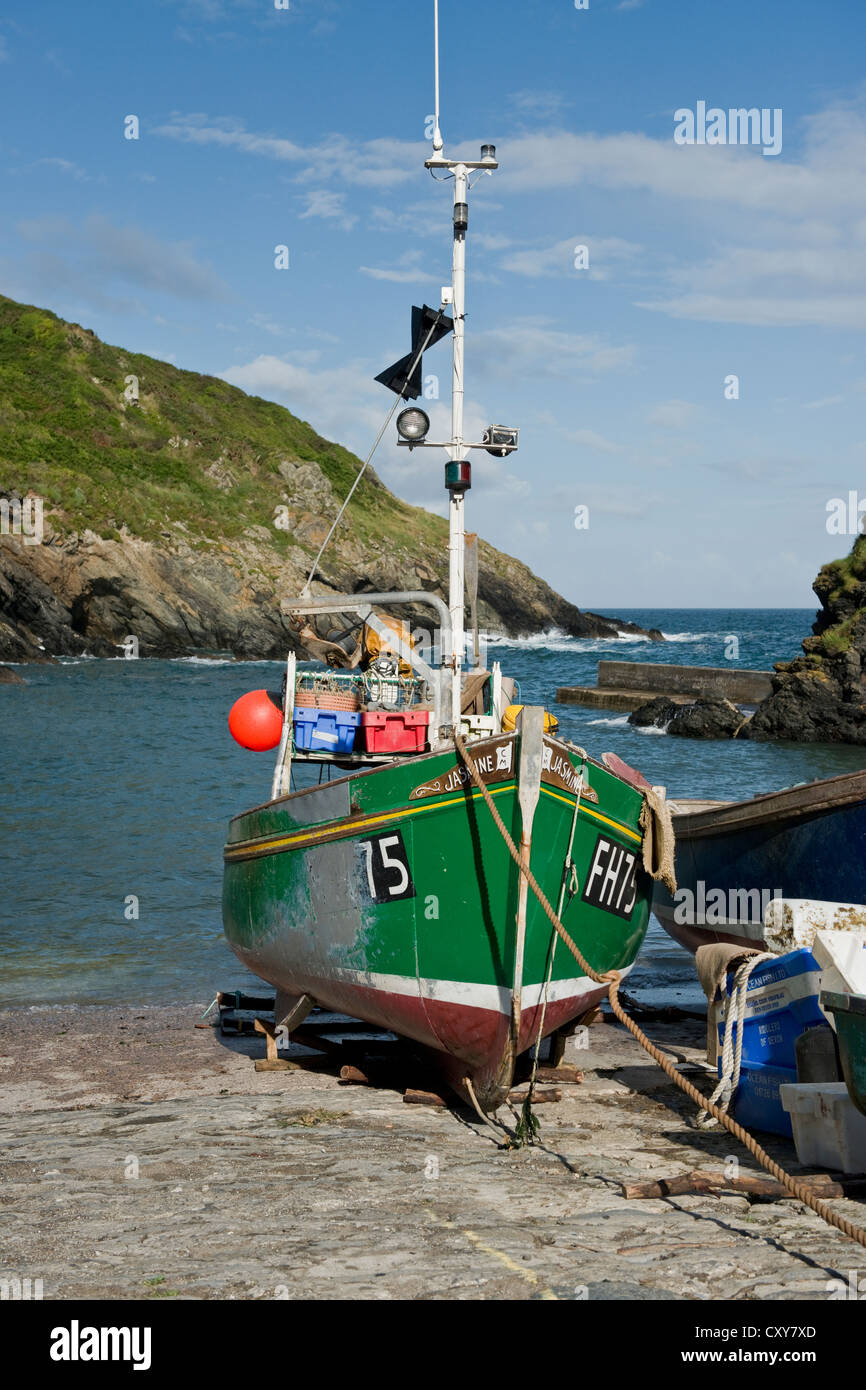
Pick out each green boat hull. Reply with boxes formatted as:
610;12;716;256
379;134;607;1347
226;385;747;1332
822;990;866;1119
223;732;652;1107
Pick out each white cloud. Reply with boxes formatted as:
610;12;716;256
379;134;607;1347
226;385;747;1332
509;90;570;121
298;189;357;232
359;249;438;284
16;213;230;303
485;102;866;328
472;318;635;381
359;265;428;284
154;115;419;188
803;394;845;409
564;428;621;454
249;313;287;338
501;234;641;280
35;157;89;181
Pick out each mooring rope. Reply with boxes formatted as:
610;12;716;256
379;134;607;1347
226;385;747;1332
453;731;866;1250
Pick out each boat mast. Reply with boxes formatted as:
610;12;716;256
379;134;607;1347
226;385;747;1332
426;0;498;728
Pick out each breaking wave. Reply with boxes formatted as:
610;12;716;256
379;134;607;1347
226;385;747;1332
488;628;657;652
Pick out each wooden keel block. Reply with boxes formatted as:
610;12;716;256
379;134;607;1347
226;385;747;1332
533;1066;584;1084
253;1016;280;1062
403;1088;447;1108
339;1065;371;1085
254;1059;301;1072
620;1168;849;1201
508;1088;563;1104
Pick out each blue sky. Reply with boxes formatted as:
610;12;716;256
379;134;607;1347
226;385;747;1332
2;0;865;611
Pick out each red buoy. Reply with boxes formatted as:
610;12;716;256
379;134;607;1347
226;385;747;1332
228;689;283;751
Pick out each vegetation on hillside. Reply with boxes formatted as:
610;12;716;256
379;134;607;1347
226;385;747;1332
0;293;445;558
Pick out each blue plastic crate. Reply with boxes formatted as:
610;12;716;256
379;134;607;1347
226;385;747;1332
293;707;360;754
717;948;825;1071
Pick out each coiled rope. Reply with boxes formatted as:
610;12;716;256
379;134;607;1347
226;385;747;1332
453;731;866;1249
696;951;775;1129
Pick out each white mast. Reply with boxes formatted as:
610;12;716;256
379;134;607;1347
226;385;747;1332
448;164;467;725
426;0;498;729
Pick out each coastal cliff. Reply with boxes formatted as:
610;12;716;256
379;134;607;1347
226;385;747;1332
0;295;659;660
745;532;866;744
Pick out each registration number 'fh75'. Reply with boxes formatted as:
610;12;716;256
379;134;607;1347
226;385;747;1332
581;833;638;920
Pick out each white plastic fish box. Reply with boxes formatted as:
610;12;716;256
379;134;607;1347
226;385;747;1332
459;714;497;741
780;1082;866;1173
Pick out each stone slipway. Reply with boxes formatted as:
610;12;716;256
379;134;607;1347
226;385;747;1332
1;1005;865;1301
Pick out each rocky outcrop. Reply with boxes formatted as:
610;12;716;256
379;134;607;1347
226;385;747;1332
629;695;747;739
0;663;25;684
667;697;747;739
626;536;866;745
746;534;866;745
628;697;679;728
0;514;657;660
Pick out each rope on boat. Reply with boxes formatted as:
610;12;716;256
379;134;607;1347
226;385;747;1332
453;731;866;1251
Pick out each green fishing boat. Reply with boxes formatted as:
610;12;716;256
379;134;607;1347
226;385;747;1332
222;1;673;1111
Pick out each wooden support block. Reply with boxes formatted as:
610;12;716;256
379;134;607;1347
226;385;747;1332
254;1017;280;1062
546;1031;567;1068
621;1168;848;1201
403;1088;447;1108
534;1065;584;1084
339;1065;370;1085
254;1059;301;1072
508;1088;562;1104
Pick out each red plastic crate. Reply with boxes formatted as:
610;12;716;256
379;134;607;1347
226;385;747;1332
361;710;429;754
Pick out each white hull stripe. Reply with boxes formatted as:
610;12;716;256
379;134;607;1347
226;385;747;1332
299;962;633;1016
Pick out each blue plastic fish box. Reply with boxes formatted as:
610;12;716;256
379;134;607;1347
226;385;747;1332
293;707;360;754
717;948;825;1071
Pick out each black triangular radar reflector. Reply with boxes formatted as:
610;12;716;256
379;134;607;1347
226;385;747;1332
375;351;422;400
411;303;453;355
375;304;454;399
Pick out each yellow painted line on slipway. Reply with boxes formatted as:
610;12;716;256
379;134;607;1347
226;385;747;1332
425;1210;558;1300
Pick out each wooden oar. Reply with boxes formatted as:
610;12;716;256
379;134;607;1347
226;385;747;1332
510;706;546;1056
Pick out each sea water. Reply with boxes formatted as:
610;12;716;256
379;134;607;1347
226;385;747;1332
2;609;863;1007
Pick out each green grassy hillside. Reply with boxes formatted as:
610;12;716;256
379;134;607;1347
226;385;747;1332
0;293;442;557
